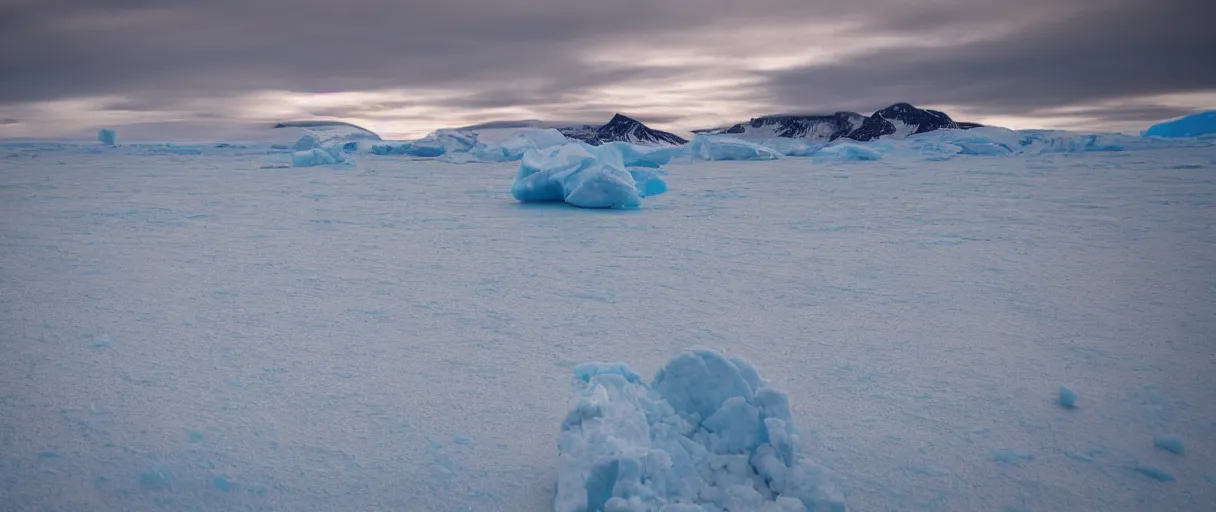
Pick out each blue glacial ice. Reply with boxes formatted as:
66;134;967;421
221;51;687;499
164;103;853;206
597;141;688;168
555;348;847;512
512;143;670;209
814;143;883;161
1143;111;1216;138
690;135;781;161
98;128;117;146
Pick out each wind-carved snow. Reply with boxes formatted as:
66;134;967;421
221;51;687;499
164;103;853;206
556;349;847;512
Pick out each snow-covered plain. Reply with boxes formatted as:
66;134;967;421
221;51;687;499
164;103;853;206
1;138;1215;511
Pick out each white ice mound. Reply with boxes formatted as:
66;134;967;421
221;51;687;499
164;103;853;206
512;143;670;209
597;141;688;168
691;135;780;161
98;128;117;146
555;348;848;512
814;143;882;161
1143;111;1216;138
471;128;572;162
370;130;477;157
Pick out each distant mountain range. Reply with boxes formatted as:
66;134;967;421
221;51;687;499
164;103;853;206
696;103;981;142
459;114;688;146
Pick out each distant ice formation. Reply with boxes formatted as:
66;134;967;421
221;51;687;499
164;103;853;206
1142;111;1216;138
98;128;117;146
555;348;847;512
290;147;347;167
691;135;781;161
814;143;882;161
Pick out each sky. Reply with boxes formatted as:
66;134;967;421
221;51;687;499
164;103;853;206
1;0;1213;140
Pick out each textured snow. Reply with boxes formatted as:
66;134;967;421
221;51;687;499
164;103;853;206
1143;111;1216;138
556;349;846;512
511;143;659;209
691;135;781;161
98;128;117;147
1;138;1214;511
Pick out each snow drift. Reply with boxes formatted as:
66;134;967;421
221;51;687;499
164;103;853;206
511;143;669;209
555;348;847;512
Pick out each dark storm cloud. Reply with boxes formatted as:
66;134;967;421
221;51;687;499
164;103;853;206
0;0;1212;130
761;0;1216;119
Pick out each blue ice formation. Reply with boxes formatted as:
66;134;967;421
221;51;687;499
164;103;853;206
369;129;479;157
1058;386;1078;408
98;128;117;146
1153;436;1184;455
512;143;670;209
597;141;688;167
291;146;347;167
760;139;823;157
473;128;571;162
555;348;847;512
690;135;781;161
1143;111;1216;138
815;143;882;161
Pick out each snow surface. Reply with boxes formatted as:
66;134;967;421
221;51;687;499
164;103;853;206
1143;111;1216;138
1;138;1215;511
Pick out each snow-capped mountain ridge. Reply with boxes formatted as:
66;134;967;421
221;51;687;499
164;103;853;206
698;103;978;142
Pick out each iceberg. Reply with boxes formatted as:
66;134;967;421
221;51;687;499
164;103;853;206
98;128;117;146
555;348;848;512
690;135;780;161
291;146;347;167
759;139;824;157
1143;111;1216;138
596;141;688;168
511;143;670;209
814;143;882;161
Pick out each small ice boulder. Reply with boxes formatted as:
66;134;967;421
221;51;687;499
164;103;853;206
1153;436;1185;455
554;348;847;512
1143;111;1216;138
1058;386;1078;408
690;135;780;161
511;143;644;209
815;143;882;161
627;168;669;197
98;128;117;146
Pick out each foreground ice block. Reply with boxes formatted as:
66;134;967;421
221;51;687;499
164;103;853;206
98;128;117;146
1143;111;1216;138
512;143;659;209
690;135;780;161
555;348;847;512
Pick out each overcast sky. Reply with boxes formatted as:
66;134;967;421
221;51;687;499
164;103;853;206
1;0;1213;139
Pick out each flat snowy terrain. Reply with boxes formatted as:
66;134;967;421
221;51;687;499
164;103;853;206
1;142;1214;511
